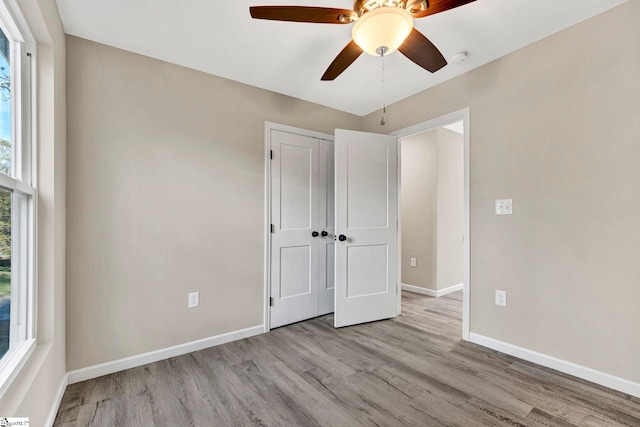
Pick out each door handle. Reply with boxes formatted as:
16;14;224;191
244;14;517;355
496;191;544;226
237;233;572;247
338;234;347;242
321;231;328;237
311;231;319;237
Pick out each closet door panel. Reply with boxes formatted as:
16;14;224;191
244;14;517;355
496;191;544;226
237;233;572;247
270;130;319;328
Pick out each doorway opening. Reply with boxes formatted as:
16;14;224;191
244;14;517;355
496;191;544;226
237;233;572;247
393;109;470;340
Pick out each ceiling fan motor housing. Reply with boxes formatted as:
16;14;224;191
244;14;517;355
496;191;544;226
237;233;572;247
354;0;407;15
353;0;427;15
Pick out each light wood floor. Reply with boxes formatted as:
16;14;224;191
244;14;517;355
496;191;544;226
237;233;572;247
54;291;640;426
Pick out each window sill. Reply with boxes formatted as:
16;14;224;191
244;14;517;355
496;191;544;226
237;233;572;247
0;338;36;398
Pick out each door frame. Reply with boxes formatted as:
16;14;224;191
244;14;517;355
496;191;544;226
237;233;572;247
263;122;334;333
392;108;471;341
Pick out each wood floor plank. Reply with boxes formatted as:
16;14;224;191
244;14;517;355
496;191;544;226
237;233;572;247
509;360;640;421
411;390;525;427
258;360;363;426
115;394;154;426
304;369;402;426
146;361;194;425
231;360;315;426
166;353;242;426
525;407;579;427
276;325;357;379
340;370;443;426
54;291;640;426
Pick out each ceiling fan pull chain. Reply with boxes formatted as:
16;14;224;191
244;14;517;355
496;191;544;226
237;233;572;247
380;48;387;126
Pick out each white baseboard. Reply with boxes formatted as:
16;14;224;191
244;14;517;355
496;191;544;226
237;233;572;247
67;325;264;385
402;283;437;297
402;283;463;298
469;333;640;399
45;373;68;427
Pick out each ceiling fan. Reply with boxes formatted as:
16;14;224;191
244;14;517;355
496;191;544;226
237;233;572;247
250;0;476;80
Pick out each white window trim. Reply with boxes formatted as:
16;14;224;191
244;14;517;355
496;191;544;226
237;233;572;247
0;0;37;399
0;339;35;396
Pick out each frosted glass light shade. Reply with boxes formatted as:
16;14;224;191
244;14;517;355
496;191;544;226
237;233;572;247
352;7;414;56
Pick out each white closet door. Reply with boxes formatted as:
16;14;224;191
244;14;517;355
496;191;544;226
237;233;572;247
334;129;398;328
270;130;319;328
318;139;335;315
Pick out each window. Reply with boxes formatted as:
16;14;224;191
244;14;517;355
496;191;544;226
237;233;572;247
0;1;36;395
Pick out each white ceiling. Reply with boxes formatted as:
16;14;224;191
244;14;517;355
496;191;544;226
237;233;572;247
56;0;627;116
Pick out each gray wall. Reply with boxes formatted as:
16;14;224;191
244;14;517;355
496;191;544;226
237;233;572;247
401;128;463;292
435;128;464;290
65;36;362;371
365;1;640;382
401;130;437;289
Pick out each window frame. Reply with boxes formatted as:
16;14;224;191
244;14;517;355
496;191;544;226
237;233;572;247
0;0;37;398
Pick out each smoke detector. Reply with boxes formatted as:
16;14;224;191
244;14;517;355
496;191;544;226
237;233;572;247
450;52;468;64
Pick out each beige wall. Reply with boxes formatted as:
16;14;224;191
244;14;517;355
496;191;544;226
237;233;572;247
400;130;437;290
436;128;464;290
401;128;463;292
365;1;640;382
0;0;67;424
65;36;362;370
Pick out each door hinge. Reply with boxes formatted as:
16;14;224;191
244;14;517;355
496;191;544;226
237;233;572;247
269;297;274;306
271;224;274;233
270;150;273;160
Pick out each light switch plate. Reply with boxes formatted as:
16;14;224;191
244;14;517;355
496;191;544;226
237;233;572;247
495;290;507;307
410;258;417;267
495;199;513;215
188;292;200;308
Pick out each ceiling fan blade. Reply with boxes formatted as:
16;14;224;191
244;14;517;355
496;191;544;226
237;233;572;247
411;0;476;18
250;6;357;24
398;29;447;73
321;41;363;81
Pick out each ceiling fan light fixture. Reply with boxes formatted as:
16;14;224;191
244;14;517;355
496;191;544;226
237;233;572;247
352;7;413;56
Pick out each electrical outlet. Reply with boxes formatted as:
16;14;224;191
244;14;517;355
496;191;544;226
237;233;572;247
495;290;507;307
495;199;513;215
188;292;200;308
410;258;417;267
